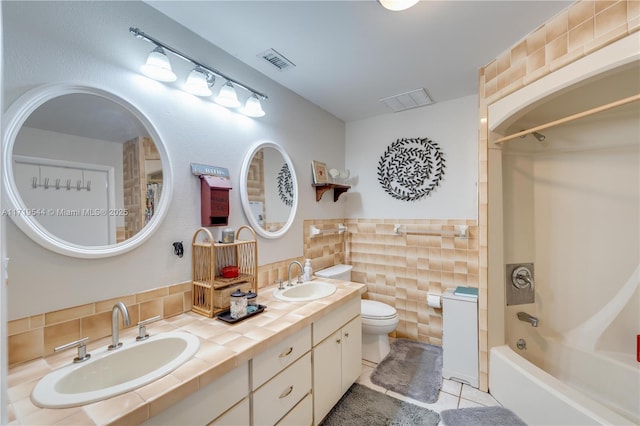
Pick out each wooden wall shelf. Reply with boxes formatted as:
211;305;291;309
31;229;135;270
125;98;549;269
313;183;351;202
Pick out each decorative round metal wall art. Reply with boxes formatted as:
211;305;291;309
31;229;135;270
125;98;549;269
277;163;294;206
377;137;445;201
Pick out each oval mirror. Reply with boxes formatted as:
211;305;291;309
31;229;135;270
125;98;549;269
2;83;173;258
240;141;298;239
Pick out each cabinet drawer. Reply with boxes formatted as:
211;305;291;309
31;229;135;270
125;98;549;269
209;398;250;425
253;352;312;426
252;325;311;390
143;362;248;425
313;297;360;345
277;393;312;426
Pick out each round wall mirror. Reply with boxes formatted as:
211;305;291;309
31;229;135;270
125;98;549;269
240;141;298;239
2;83;173;258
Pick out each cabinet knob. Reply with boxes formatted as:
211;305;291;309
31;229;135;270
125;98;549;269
344;332;349;338
336;338;341;344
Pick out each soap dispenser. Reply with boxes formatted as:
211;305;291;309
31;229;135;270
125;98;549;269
303;259;313;282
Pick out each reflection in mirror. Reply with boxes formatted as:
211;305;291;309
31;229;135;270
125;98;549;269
2;84;172;258
240;141;297;239
13;95;162;245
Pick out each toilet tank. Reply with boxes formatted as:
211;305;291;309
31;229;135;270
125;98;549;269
315;264;352;281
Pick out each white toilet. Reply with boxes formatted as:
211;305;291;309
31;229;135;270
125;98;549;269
315;264;399;363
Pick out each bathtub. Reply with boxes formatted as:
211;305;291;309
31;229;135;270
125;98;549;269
490;343;638;425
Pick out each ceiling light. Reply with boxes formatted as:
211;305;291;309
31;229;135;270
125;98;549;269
215;82;241;108
184;67;213;97
242;94;265;117
378;0;420;11
140;46;177;82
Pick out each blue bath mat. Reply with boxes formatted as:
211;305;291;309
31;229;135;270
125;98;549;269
440;406;527;426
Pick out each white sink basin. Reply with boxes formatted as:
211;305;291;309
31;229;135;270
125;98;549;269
31;331;200;408
273;281;337;302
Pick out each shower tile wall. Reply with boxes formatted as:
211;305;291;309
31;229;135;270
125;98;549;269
477;0;638;391
482;0;637;103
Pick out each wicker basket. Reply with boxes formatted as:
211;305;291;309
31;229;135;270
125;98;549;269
191;226;258;317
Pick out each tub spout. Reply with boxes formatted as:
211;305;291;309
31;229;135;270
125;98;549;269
517;311;539;327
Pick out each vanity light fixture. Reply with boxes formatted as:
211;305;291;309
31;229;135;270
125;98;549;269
241;94;265;117
140;46;177;82
215;81;241;108
184;67;214;97
130;27;268;117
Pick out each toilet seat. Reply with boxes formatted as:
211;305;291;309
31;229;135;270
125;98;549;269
361;299;397;320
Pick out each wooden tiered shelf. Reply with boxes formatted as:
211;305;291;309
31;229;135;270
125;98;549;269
191;226;258;317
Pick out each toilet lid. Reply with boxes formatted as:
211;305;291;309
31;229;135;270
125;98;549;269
361;299;397;319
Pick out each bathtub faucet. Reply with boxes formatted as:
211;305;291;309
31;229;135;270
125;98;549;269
517;311;539;327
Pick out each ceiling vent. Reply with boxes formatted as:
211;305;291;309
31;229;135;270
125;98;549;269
380;88;433;112
258;48;296;71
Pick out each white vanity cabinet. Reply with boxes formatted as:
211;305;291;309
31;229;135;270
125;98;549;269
251;325;313;425
143;362;249;425
312;297;362;425
141;296;363;426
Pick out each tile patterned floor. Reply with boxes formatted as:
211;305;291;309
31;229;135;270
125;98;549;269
356;359;501;425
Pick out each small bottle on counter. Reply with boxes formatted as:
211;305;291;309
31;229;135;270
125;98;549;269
246;290;258;313
303;259;313;282
230;290;247;319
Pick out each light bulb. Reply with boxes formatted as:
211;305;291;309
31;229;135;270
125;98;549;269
378;0;420;11
184;67;213;96
215;82;241;108
140;46;177;82
242;94;265;117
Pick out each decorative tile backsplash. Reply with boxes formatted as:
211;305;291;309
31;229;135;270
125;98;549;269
8;283;192;366
8;218;476;367
343;219;478;345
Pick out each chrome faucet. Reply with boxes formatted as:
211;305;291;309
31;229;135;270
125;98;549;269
517;311;539;327
287;261;304;287
108;302;131;350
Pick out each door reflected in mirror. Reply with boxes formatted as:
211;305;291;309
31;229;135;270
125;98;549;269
240;141;298;239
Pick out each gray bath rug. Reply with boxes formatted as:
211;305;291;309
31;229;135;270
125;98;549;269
370;338;443;403
320;383;440;426
440;406;527;426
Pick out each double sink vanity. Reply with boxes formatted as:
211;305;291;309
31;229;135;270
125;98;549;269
3;83;363;425
8;278;365;425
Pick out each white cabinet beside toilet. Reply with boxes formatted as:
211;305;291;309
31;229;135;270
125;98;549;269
312;297;362;425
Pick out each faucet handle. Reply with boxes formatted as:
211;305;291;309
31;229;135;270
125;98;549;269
54;337;91;363
136;315;161;341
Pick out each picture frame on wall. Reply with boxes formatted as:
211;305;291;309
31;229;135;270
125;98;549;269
311;160;329;184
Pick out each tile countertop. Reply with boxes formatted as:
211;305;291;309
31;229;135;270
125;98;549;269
7;279;366;425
